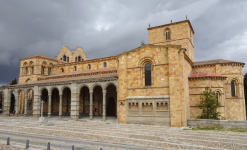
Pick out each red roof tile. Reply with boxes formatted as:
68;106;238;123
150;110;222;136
189;71;227;78
193;59;244;66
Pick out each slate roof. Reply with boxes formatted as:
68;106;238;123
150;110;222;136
189;71;227;78
193;59;244;66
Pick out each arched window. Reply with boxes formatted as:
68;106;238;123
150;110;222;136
166;30;170;40
75;57;77;62
78;56;81;61
145;63;151;86
74;66;77;71
216;92;220;104
104;62;107;68
26;67;28;75
61;68;64;73
88;64;91;70
67;57;69;62
231;81;236;97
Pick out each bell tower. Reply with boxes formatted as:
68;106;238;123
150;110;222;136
147;20;194;61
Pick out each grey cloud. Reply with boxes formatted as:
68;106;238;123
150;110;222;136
0;0;247;85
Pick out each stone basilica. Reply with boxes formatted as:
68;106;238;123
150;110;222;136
0;20;246;127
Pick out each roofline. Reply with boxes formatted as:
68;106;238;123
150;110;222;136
147;20;195;34
20;55;60;62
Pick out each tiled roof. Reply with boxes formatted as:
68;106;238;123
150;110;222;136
193;59;244;66
20;54;65;63
14;72;118;86
189;71;227;78
38;67;117;80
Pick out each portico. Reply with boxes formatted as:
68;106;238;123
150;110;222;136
1;77;117;121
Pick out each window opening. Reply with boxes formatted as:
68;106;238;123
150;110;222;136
74;66;77;71
145;63;151;86
104;62;107;68
231;81;236;97
88;64;91;70
78;56;81;61
61;68;64;73
75;57;77;62
166;30;170;40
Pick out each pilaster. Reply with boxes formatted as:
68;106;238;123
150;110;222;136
32;86;40;117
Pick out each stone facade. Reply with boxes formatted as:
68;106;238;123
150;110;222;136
0;20;246;127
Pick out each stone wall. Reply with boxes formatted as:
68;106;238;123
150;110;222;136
188;119;247;128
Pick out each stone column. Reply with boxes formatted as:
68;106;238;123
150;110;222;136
24;92;28;117
3;89;10;117
59;94;62;118
48;94;52;118
33;86;40;117
89;91;93;120
70;84;79;120
15;93;19;117
102;90;106;121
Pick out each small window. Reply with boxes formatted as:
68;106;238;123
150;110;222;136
26;67;28;75
41;67;44;75
166;30;170;40
78;56;81;61
32;66;34;75
67;57;69;62
60;58;62;60
75;57;77;62
88;64;91;70
104;62;107;68
231;81;236;97
216;92;220;104
61;68;64;73
48;67;51;75
63;55;66;61
74;66;77;71
145;63;151;86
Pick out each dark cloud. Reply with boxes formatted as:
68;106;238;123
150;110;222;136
0;0;246;85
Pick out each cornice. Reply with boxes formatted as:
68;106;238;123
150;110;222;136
189;76;227;80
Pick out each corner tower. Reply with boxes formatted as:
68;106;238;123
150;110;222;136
148;20;194;61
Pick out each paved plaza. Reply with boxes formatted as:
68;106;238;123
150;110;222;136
0;115;247;150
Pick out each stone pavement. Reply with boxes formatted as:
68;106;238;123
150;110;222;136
0;115;247;149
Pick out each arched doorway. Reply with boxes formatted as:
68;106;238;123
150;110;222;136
106;84;117;118
41;89;48;116
51;88;59;115
28;90;34;115
93;86;103;116
62;87;71;115
107;97;116;116
10;93;15;114
79;86;90;118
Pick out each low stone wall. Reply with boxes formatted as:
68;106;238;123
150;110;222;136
188;119;247;128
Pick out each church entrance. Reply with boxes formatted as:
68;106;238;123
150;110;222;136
106;97;116;116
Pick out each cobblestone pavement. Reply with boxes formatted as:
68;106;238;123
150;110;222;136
0;116;247;150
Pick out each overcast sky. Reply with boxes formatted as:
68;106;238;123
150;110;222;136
0;0;247;85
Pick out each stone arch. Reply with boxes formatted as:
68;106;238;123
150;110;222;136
91;83;103;92
59;85;71;94
29;61;34;66
25;78;32;83
227;77;240;84
39;87;49;94
77;84;90;93
23;62;28;67
104;82;117;91
138;57;156;67
49;86;60;95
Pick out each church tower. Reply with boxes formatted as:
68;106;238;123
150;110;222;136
147;20;194;61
